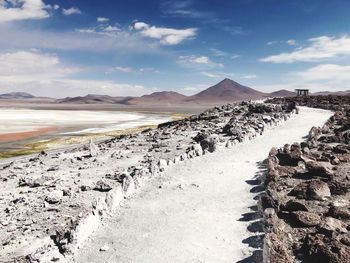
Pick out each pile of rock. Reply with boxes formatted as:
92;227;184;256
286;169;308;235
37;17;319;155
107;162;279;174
0;100;295;262
262;95;350;263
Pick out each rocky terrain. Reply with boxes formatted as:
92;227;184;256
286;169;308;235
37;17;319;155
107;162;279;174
0;100;296;262
262;95;350;262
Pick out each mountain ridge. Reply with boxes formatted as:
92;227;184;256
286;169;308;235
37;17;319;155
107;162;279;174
0;78;297;105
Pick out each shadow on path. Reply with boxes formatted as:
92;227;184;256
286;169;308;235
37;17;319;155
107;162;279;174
237;164;267;263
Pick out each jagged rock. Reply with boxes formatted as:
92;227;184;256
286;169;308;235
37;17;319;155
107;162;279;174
89;138;100;157
45;190;63;204
329;205;350;219
158;159;167;171
290;211;321;227
289;182;308;199
318;217;347;235
304;233;350;263
281;199;308;212
122;173;135;197
307;181;331;200
200;134;219;153
305;160;334;178
93;180;112;192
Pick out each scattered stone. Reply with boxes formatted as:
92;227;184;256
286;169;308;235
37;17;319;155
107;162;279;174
45;190;63;204
290;211;321;227
93;180;112;192
307;181;331;200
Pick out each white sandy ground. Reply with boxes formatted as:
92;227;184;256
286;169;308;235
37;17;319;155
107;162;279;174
0;109;172;134
74;107;333;263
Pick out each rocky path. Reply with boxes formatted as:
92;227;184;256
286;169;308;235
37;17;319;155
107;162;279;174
74;107;332;263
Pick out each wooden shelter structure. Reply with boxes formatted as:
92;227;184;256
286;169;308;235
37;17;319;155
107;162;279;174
295;89;309;96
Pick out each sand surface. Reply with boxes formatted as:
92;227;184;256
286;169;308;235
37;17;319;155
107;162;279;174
74;107;332;263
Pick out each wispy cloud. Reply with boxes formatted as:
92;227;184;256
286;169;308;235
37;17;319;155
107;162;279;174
160;0;211;18
296;64;350;82
253;63;350;93
62;7;81;16
177;55;223;69
134;22;197;45
210;48;227;57
261;36;350;63
181;83;209;95
0;50;80;79
97;17;109;22
0;0;50;23
0;50;153;98
106;66;133;73
200;71;256;80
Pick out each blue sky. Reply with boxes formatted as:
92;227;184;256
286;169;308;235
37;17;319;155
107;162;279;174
1;0;350;97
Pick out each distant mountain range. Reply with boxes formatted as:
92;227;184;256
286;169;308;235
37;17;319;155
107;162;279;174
0;92;35;99
0;78;298;105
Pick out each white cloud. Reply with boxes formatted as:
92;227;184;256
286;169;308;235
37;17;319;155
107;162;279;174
0;50;153;97
62;7;81;16
97;17;109;22
286;39;297;46
253;63;350;93
296;64;350;82
0;51;79;79
0;0;50;23
134;22;197;45
139;67;159;73
104;25;119;32
177;55;222;69
192;56;209;64
106;66;133;73
0;23;160;53
210;48;227;57
53;4;59;10
231;55;240;59
200;71;256;80
242;74;257;79
261;36;350;63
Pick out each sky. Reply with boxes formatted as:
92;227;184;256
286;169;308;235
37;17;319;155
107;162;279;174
1;0;350;98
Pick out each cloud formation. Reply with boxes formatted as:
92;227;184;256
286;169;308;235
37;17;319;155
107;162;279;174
134;22;197;45
0;0;50;23
177;55;222;69
261;36;350;63
97;17;109;22
62;7;81;16
0;50;153;97
106;66;133;73
0;50;79;79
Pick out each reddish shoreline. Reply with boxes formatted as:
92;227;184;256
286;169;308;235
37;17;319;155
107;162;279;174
0;126;59;142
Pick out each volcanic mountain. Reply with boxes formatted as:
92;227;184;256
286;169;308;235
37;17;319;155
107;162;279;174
186;78;265;103
0;78;296;105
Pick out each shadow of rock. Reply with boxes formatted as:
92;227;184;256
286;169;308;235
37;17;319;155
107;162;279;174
242;234;264;249
237;250;263;263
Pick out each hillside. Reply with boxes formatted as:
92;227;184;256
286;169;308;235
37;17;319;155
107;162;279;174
0;78;297;105
186;78;266;103
126;91;187;105
0;92;35;99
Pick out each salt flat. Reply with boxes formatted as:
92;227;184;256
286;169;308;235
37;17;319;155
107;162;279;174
75;107;333;263
0;109;172;135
